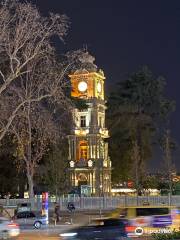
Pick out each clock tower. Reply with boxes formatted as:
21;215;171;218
68;52;111;196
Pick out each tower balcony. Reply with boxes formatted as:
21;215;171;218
69;158;111;169
69;159;94;168
74;127;89;136
87;126;109;137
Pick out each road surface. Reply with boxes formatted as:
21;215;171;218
17;232;150;240
17;234;149;240
16;225;151;240
17;233;59;240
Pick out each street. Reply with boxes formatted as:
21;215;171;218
17;229;60;240
16;225;73;240
15;227;151;240
17;233;59;240
17;233;149;240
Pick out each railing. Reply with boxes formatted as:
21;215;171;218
1;195;180;211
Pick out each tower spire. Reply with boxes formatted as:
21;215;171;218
83;43;88;52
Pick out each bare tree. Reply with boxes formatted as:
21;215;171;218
6;57;72;197
0;0;75;198
9;83;72;198
0;0;69;141
12;107;56;198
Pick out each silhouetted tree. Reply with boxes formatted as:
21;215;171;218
107;66;175;184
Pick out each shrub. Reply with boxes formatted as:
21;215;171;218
152;231;180;240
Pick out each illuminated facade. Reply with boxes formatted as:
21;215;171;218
68;52;111;196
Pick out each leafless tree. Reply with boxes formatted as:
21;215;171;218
0;0;74;197
12;107;56;198
0;0;69;141
4;57;73;198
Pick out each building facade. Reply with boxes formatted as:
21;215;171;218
68;52;111;196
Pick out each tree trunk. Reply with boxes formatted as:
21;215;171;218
164;129;174;195
27;101;34;199
27;173;34;199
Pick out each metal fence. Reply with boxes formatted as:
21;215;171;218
1;195;180;211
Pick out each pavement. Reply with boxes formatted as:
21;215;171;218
49;209;110;225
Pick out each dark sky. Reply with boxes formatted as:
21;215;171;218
32;0;180;171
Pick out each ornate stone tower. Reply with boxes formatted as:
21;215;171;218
68;52;111;196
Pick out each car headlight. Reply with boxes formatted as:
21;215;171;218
60;232;77;237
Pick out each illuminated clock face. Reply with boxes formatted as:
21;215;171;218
78;81;87;92
97;82;102;93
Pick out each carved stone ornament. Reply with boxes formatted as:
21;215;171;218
79;51;95;64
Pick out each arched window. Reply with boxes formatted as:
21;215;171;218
79;141;88;160
78;174;88;186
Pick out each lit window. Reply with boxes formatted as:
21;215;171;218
79;141;88;160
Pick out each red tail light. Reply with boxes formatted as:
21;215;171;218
8;223;19;228
125;225;136;233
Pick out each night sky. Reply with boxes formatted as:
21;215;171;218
31;0;180;171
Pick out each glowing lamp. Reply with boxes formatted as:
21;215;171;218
70;161;75;168
88;159;93;167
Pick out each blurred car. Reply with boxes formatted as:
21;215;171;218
0;217;20;239
107;206;180;237
14;211;48;229
60;218;130;240
17;203;31;212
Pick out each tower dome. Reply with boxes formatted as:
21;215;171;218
74;51;97;73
